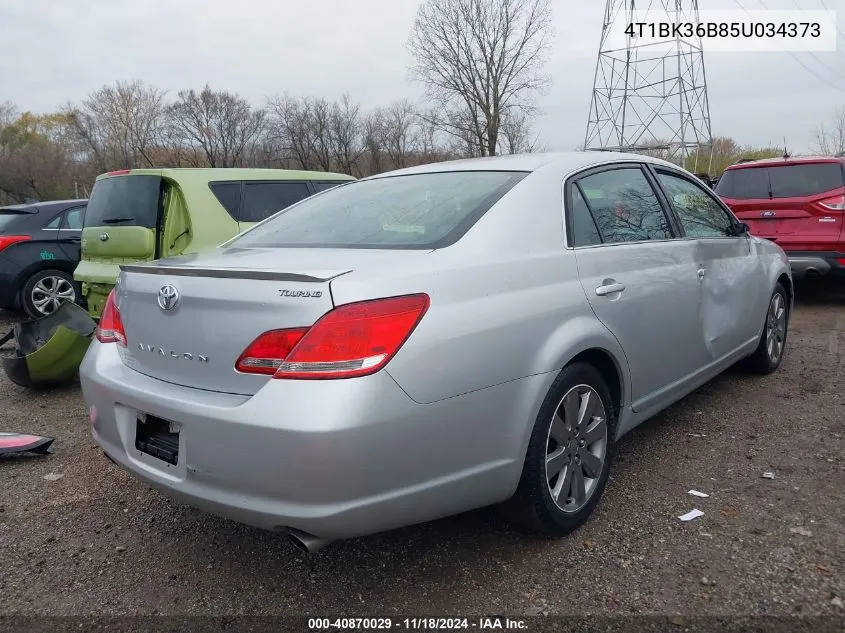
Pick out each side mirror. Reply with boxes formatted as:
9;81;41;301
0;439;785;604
727;222;750;237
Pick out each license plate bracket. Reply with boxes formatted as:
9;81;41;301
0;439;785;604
135;414;179;466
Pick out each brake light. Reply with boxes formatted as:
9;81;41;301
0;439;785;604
0;235;31;253
819;194;845;210
96;289;127;347
235;294;430;379
235;328;309;375
106;169;131;176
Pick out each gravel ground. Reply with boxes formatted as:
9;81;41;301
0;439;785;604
0;282;843;619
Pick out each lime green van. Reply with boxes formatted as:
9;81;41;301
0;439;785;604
75;168;355;318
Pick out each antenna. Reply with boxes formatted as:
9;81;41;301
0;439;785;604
584;0;713;164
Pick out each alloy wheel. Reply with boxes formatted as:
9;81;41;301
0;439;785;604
545;384;608;513
31;276;75;315
765;292;787;364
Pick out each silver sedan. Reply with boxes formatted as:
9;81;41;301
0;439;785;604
80;152;792;552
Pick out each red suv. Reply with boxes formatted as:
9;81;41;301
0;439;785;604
716;156;845;279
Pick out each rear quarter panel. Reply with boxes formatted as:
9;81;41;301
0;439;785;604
330;164;631;407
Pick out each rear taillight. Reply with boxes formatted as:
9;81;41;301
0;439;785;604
236;328;309;375
236;294;430;380
819;194;845;210
96;289;127;347
0;235;31;253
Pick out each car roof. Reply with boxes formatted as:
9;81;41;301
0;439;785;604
725;156;845;170
96;168;356;182
0;199;87;213
366;151;680;178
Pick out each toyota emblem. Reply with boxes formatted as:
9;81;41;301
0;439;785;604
157;285;180;311
99;232;110;242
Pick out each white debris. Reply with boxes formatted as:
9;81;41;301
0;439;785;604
42;473;64;482
688;490;710;498
678;509;704;522
789;527;812;537
762;472;775;479
687;433;707;438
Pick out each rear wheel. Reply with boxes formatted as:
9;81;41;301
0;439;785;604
743;283;789;374
504;362;616;537
20;269;79;319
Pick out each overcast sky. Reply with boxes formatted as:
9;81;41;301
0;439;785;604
1;0;844;153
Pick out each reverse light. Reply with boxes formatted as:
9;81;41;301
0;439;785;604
0;235;32;253
235;294;430;380
819;194;845;210
96;289;127;347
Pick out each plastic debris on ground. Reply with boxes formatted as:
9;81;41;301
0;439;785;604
0;432;54;456
678;509;704;522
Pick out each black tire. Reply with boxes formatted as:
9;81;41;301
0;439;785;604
742;282;789;375
503;362;617;537
19;269;79;319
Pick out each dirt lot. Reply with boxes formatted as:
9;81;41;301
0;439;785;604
0;282;843;620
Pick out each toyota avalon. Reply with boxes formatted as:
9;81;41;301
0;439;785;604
79;152;792;552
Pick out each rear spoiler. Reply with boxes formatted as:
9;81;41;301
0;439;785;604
119;263;347;283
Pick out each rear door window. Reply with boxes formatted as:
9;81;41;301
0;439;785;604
568;186;602;247
240;182;312;223
768;163;844;198
63;206;85;230
85;175;162;228
574;167;673;244
209;182;243;221
44;212;63;229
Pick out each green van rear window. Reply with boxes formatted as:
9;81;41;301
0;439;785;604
85;175;162;229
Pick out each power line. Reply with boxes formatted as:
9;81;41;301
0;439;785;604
732;0;845;93
789;0;845;67
815;0;845;43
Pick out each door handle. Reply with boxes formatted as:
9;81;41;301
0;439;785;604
595;282;626;297
697;268;706;279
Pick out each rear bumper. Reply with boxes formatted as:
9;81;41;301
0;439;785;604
79;341;543;541
786;252;845;279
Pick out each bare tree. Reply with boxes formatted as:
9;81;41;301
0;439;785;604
328;94;364;175
0;101;16;128
814;107;845;156
67;80;167;171
266;94;324;170
167;84;266;168
499;107;542;153
408;0;553;157
381;100;419;168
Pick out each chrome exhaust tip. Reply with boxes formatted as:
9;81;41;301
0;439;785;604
288;528;331;554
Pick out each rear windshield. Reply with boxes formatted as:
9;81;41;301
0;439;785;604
231;171;528;250
84;175;162;229
716;163;845;199
0;211;26;231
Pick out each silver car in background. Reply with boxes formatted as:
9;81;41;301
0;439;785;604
80;152;792;552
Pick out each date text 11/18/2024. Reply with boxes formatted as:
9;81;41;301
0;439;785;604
308;617;529;630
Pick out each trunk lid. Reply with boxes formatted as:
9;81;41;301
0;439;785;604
115;247;428;395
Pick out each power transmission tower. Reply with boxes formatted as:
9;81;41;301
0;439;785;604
584;0;713;167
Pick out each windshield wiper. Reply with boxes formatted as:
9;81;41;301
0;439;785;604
101;217;136;225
